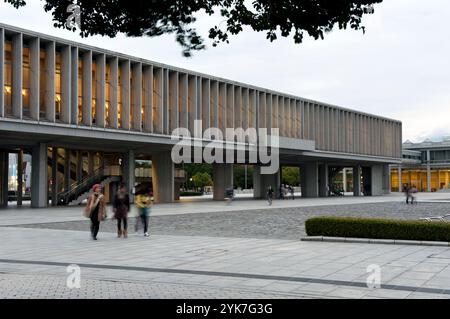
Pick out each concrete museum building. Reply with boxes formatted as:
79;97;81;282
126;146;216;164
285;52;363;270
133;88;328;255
0;23;402;208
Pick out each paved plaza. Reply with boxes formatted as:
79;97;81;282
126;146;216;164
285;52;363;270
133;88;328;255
1;193;450;299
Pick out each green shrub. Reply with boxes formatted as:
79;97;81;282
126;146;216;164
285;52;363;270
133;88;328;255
305;217;450;242
180;191;203;197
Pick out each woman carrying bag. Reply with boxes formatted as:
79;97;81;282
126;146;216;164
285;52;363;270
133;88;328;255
84;184;107;240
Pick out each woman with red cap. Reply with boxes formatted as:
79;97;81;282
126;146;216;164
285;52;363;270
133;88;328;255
84;184;106;240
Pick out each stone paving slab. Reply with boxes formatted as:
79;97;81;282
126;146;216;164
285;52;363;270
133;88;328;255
0;273;312;299
8;201;450;240
0;227;450;298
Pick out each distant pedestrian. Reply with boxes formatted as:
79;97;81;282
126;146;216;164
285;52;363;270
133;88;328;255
288;185;295;200
114;183;130;238
267;186;274;205
404;184;413;204
279;186;285;200
411;185;418;205
135;188;152;237
84;184;106;240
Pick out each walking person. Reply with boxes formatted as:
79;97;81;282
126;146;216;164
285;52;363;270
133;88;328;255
411;185;418;205
404;184;412;204
113;183;130;238
135;188;152;237
267;186;274;206
84;184;106;241
288;185;295;200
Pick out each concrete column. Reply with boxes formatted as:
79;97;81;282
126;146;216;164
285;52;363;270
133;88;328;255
30;37;40;120
258;92;266;130
82;50;92;126
143;66;153;132
0;28;4;118
61;45;71;124
213;163;234;201
51;147;59;206
242;88;249;130
163;69;170;134
234;86;241;129
202;78;210;134
188;75;198;134
319;163;329;197
45;41;56;122
121;60;131;130
122;150;135;203
96;53;106;128
398;165;403;193
265;93;272;130
169;71;179;133
109;57;118;129
0;152;8;208
70;47;78;125
382;164;391;194
342;168;347;192
152;152;174;203
153;68;163;134
211;80;219;129
226;84;234;131
301;162;319;198
371;164;384;196
427;166;432;192
353;165;361;196
427;150;431;192
132;62;142;131
253;166;280;199
31;143;48;208
12;33;23;119
17;149;23;206
64;149;71;193
179;73;189;129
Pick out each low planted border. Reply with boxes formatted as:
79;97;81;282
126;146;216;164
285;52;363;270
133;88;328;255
305;216;450;242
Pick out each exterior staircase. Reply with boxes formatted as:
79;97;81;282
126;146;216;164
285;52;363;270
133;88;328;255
57;166;121;206
68;176;121;206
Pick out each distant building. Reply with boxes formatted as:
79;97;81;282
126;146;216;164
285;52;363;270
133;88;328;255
391;137;450;192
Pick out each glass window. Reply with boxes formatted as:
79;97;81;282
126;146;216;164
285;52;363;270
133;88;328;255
22;46;30;117
55;51;61;121
118;68;122;128
105;64;111;127
92;61;97;125
39;49;46;119
4;41;12;116
78;58;83;124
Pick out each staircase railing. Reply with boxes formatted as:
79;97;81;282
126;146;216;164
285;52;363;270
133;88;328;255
57;166;107;205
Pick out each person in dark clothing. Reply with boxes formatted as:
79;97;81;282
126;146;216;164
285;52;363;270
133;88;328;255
404;184;412;204
84;184;106;240
113;183;130;238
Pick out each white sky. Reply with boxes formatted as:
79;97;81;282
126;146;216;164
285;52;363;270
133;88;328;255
0;0;449;143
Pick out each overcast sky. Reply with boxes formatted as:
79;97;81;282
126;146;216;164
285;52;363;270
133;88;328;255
0;0;449;143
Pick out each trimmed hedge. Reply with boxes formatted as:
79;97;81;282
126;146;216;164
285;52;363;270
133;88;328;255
305;217;450;242
180;191;203;197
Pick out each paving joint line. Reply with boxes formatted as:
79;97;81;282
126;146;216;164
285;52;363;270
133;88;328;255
0;258;448;296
